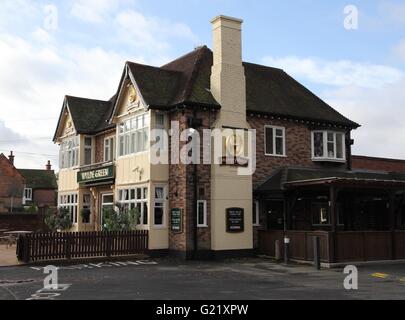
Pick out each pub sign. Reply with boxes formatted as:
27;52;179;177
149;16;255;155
226;207;244;233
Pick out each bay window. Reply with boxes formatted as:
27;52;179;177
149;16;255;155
59;136;79;169
312;131;345;161
265;126;286;156
118;113;149;157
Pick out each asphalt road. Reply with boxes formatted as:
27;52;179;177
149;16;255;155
0;258;404;300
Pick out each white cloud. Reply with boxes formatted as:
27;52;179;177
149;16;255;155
262;55;404;88
115;10;199;56
0;33;131;169
379;1;405;26
70;0;121;23
392;39;405;61
323;80;405;159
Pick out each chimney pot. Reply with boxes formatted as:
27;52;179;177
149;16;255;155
8;151;14;165
46;160;52;171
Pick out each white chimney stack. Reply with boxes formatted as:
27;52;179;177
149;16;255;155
210;15;247;128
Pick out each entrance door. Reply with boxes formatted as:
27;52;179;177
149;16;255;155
100;193;114;230
265;200;285;230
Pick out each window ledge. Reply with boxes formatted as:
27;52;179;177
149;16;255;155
152;226;167;230
311;158;346;163
265;154;287;158
197;225;208;228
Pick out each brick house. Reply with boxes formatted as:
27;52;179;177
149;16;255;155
352;155;405;173
0;152;25;212
53;15;405;262
0;152;57;212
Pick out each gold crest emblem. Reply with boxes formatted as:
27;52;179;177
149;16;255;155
128;86;137;103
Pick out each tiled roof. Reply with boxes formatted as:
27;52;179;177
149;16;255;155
55;45;360;139
19;169;57;190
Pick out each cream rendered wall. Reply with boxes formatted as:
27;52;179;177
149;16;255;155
114;84;169;250
210;16;253;252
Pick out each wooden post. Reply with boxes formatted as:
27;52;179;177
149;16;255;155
106;232;112;258
329;185;338;263
313;236;321;270
23;234;30;264
65;233;72;260
389;192;396;260
330;185;337;233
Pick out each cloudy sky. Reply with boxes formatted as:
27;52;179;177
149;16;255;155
0;0;404;170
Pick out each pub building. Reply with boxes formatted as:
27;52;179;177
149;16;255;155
53;15;405;263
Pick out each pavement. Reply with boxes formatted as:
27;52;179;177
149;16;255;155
0;257;404;300
0;245;19;267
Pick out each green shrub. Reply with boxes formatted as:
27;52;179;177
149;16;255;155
45;207;73;232
102;204;140;231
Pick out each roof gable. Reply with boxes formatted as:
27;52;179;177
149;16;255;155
55;45;359;133
0;154;25;181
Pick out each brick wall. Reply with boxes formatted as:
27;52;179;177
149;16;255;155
0;212;47;232
168;109;216;255
247;115;350;189
33;189;57;207
95;131;115;163
0;155;25;212
352;155;405;173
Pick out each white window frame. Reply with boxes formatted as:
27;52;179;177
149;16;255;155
154;112;166;152
253;200;260;227
197;200;208;228
83;136;93;166
100;193;114;229
59;136;79;169
264;125;286;157
23;188;33;205
311;130;346;162
59;193;78;225
82;193;92;224
104;136;115;162
117;187;149;226
153;185;167;228
117;113;149;158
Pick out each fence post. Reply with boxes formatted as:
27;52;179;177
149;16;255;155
313;236;321;270
106;232;112;258
65;233;72;260
275;240;281;261
23;234;31;264
284;237;290;264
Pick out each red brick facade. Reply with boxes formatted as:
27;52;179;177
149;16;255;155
247;115;350;189
352;155;405;173
0;154;24;212
168;109;216;256
32;189;57;207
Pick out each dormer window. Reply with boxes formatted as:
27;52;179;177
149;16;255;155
311;130;346;162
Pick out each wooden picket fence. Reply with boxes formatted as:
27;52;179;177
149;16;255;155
16;231;149;263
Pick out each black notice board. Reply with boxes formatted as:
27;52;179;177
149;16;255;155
226;208;244;233
171;208;183;233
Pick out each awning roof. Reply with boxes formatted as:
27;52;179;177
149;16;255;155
255;167;405;193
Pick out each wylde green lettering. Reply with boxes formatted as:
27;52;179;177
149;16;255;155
77;166;114;183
